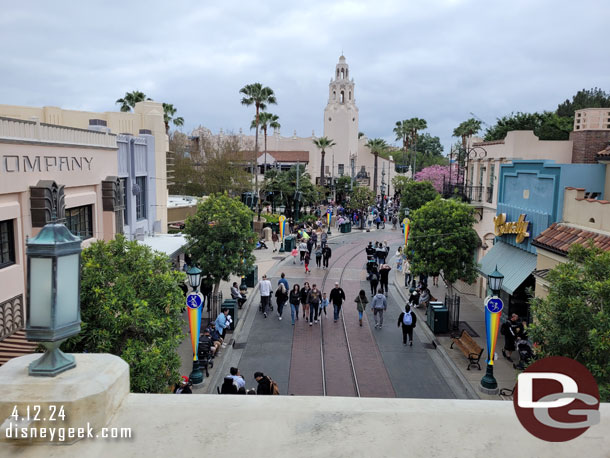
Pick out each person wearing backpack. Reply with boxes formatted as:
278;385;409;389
254;371;279;395
397;304;417;346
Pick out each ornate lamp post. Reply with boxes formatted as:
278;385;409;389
186;266;204;385
480;266;504;395
26;217;82;376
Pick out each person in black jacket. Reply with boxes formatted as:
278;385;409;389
254;371;272;395
329;282;346;322
397;304;417;346
322;245;332;269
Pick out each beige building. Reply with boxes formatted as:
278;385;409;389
459;131;573;297
0;101;169;232
0;117;121;365
192;55;394;195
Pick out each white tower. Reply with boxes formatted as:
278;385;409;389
323;55;359;179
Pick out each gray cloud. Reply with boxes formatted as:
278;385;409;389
1;0;608;152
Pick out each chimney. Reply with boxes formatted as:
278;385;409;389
570;108;610;164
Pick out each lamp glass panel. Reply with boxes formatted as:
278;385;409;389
29;257;53;327
55;253;80;327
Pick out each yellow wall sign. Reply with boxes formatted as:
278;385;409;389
493;213;530;243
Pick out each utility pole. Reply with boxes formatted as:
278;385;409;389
295;161;300;221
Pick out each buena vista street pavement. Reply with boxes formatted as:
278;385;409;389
191;228;490;399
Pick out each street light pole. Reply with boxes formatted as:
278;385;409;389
480;266;504;395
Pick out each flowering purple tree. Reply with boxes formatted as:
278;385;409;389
414;165;457;193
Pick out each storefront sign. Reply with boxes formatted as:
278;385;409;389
2;154;93;173
493;213;530;243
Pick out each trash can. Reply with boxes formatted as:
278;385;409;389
346;222;352;233
222;299;238;330
427;301;448;334
283;236;295;251
245;265;258;288
341;223;348;233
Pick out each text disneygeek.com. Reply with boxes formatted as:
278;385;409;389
4;422;132;442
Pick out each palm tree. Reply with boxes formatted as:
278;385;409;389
162;103;184;134
115;90;150;112
366;138;388;194
251;112;280;174
405;117;427;175
313;136;336;187
452;118;482;185
393;120;410;173
240;83;277;219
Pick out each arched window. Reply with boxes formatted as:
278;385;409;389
340;91;344;103
333;90;336;100
336;69;340;79
341;69;344;79
349;91;351;100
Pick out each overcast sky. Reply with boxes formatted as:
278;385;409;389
1;0;608;152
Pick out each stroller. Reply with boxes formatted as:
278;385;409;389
513;338;534;370
255;239;268;250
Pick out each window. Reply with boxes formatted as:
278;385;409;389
136;176;147;220
0;220;16;269
340;91;344;103
120;178;128;224
66;205;93;240
338;164;344;176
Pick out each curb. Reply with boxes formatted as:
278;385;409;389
391;268;480;400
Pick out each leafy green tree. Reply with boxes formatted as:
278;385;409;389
414;133;443;156
453;118;482;151
62;235;185;393
335;175;355;203
313;136;336;187
262;165;319;218
398;180;438;217
162;103;184;134
252;112;280;173
528;244;610;401
115;90;151;112
349;186;375;227
240;83;277;219
408;199;479;297
557;87;610;117
484;111;572;141
184;193;256;294
365;137;388;194
392;176;410;195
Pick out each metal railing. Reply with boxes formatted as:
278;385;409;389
0;294;25;341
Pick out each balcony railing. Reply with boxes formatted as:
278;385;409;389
442;183;493;205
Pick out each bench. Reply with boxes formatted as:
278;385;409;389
450;330;483;370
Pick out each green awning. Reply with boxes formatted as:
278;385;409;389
479;242;536;295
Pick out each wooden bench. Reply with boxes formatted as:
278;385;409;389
450;330;483;370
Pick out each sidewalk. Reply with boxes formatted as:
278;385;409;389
393;267;519;400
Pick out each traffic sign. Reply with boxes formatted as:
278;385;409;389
186;292;203;309
485;296;503;313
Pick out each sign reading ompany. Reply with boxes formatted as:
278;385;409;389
493;213;530;243
1;154;93;173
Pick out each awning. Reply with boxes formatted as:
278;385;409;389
479;242;536;295
138;234;188;259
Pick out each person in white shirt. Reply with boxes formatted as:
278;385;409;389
229;367;246;389
259;274;273;318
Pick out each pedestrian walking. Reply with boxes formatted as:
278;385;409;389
259;274;272;318
307;284;321;325
329;281;346;323
320;231;328;248
311;230;318;249
371;289;387;329
320;292;329;317
299;240;308;264
379;264;391;294
397;304;417;346
322;245;332;269
375;242;385;265
404;260;412;287
432;273;439;287
395;247;403;272
275;283;288;320
289;284;301;325
355;289;368;327
501;313;521;361
307;238;313;255
369;269;379;296
278;272;289;291
304;251;311;274
272;232;279;252
291;247;298;264
300;282;311;322
315;246;323;268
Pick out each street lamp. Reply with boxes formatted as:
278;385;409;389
480;265;504;395
186;266;204;385
26;220;82;376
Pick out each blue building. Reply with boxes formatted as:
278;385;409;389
479;159;606;318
